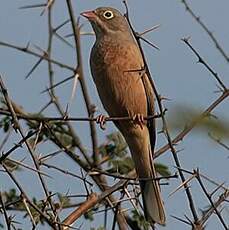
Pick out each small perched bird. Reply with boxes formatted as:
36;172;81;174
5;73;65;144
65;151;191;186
81;7;166;225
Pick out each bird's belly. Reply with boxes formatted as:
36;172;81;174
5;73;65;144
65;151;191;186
94;71;147;118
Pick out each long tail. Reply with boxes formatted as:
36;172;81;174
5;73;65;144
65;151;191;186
140;159;166;225
120;125;166;225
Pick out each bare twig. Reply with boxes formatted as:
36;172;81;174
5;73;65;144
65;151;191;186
89;168;178;181
0;76;20;131
6;158;50;177
2;163;55;228
138;24;161;36
181;0;229;62
199;190;229;227
21;195;36;228
0;128;12;152
0;41;74;71
42;162;93;185
62;193;98;229
0;108;161;123
62;170;131;229
182;37;228;91
66;1;99;166
0;192;11;230
195;169;228;229
0;130;38;163
0;76;60;228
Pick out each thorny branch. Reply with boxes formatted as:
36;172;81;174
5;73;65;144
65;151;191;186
0;192;11;230
2;163;55;228
65;0;99;166
181;0;229;62
182;37;227;91
195;169;228;229
0;1;228;229
0;76;61;229
0;107;162;123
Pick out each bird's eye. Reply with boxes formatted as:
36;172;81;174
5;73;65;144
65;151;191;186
103;10;114;19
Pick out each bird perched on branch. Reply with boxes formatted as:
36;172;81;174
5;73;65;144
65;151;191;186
81;7;166;225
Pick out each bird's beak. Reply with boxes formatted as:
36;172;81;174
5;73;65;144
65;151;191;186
80;10;97;20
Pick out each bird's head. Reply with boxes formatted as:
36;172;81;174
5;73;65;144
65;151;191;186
81;7;130;37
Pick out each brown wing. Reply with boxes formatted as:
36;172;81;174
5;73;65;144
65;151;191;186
141;72;156;154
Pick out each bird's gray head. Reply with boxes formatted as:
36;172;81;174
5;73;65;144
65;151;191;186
81;7;130;37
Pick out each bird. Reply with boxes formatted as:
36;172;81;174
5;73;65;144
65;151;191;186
81;7;166;225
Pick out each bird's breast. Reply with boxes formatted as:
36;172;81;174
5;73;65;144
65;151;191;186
90;38;147;118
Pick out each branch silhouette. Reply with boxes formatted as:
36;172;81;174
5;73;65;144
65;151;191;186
0;1;228;230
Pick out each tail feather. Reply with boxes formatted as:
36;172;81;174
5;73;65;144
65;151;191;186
140;171;166;225
140;143;166;225
121;126;166;225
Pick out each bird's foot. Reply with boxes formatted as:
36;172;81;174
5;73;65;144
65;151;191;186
96;114;108;130
132;114;145;129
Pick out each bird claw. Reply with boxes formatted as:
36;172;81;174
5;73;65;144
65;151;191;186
96;114;107;130
132;114;145;129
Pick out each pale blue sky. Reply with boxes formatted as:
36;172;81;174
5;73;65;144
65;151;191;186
0;1;228;229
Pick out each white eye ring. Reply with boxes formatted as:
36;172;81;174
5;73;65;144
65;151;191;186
103;10;114;19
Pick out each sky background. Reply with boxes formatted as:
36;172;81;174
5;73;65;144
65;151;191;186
0;1;228;229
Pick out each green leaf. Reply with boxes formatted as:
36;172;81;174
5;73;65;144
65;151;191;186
107;156;134;174
131;210;150;230
84;209;94;221
4;159;21;172
90;226;105;230
0;116;11;132
98;132;128;158
155;163;171;177
168;105;229;138
3;189;21;205
107;132;128;157
57;193;71;207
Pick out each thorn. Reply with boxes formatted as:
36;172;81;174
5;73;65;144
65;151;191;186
168;174;196;197
139;36;160;50
138;24;161;36
171;215;191;226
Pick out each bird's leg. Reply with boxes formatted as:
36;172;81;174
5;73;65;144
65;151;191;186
96;114;108;130
132;113;145;129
